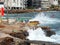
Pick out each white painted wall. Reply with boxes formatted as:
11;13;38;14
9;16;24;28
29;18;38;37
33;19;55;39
41;0;50;8
4;0;27;9
49;0;58;5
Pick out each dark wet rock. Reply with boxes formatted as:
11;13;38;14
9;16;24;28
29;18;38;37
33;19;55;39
18;39;30;45
41;26;50;31
18;41;30;45
45;30;56;37
40;26;56;37
10;30;29;40
0;37;14;45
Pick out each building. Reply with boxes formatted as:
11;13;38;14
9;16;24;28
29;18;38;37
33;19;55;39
27;0;32;7
32;0;41;8
58;0;60;6
27;0;59;9
27;0;50;9
4;0;59;10
4;0;27;10
27;0;41;9
41;0;50;9
49;0;58;6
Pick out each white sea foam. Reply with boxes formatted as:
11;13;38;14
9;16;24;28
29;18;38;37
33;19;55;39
30;12;60;24
27;12;60;44
27;28;56;42
27;27;60;44
51;34;60;43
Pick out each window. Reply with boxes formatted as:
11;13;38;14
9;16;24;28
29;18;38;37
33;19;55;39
14;7;16;9
0;2;4;4
8;7;10;9
20;3;22;5
13;0;15;2
17;7;19;9
20;7;22;9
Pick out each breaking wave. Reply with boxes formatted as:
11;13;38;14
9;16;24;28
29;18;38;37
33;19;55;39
27;12;60;44
30;12;60;24
27;28;56;42
27;27;60;44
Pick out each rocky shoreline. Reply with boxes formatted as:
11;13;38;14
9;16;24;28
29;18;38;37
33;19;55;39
4;9;60;14
0;20;59;45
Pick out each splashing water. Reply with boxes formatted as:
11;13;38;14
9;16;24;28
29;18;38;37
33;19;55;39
51;34;60;43
27;28;56;42
27;27;60;44
30;12;60;24
27;12;60;44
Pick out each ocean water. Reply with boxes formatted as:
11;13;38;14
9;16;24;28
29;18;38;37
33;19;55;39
4;11;60;43
27;28;56;43
28;11;60;43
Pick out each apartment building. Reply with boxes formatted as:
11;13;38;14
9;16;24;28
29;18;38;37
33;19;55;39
4;0;27;10
41;0;50;9
3;0;59;10
49;0;58;6
27;0;50;9
32;0;41;8
27;0;32;7
27;0;41;8
58;0;60;6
